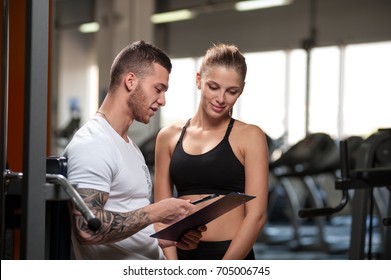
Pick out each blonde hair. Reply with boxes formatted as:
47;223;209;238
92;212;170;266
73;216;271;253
199;43;247;83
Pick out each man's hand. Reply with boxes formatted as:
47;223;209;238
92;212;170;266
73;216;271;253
147;198;196;224
158;225;207;249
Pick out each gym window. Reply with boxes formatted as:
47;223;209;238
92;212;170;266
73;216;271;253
160;41;391;144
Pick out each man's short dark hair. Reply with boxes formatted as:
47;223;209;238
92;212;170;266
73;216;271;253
109;40;172;90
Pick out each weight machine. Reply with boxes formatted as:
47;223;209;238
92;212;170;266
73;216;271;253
1;0;100;259
3;157;101;259
300;128;391;259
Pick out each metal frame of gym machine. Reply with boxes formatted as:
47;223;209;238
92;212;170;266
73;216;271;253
299;130;391;259
1;0;55;259
0;0;9;261
1;0;99;260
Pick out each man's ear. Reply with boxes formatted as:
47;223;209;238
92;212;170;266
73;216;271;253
124;72;137;91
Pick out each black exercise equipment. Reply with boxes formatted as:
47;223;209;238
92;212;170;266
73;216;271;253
299;128;391;259
266;132;367;254
3;156;100;259
270;133;339;175
267;133;347;252
45;157;71;259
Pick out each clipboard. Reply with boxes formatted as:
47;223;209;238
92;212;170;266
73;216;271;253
150;192;255;241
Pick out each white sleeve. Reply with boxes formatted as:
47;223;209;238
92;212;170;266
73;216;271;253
64;135;119;193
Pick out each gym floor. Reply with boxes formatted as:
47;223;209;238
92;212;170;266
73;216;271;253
253;216;383;260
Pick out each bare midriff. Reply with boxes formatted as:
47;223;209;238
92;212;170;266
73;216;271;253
180;194;245;241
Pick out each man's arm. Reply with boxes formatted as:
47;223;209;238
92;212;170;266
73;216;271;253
71;188;152;245
71;188;196;245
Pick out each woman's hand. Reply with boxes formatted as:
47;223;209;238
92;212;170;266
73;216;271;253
158;225;207;249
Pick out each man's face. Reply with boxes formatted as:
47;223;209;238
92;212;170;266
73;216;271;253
127;63;169;124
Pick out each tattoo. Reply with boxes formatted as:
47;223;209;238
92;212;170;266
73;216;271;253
71;188;151;245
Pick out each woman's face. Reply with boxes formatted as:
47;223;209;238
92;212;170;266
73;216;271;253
197;66;244;118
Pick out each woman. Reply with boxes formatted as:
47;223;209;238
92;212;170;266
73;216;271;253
154;43;269;260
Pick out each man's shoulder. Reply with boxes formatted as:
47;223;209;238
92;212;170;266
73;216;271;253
65;119;112;152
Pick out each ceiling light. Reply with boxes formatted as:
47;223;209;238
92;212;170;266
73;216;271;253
79;22;100;33
151;9;195;24
235;0;292;11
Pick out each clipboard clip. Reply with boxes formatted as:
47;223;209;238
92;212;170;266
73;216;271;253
191;194;219;205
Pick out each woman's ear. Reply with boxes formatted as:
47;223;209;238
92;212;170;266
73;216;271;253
240;81;245;95
196;72;201;89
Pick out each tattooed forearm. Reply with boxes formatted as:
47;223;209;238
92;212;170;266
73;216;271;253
72;188;152;245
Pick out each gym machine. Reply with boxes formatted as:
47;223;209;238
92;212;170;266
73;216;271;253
267;133;343;251
3;157;101;259
266;133;365;253
1;0;100;259
299;128;391;259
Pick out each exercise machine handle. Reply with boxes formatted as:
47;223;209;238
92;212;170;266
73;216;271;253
46;174;101;231
298;190;348;217
4;170;101;231
298;140;350;218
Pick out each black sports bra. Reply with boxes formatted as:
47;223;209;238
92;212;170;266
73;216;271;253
169;118;245;197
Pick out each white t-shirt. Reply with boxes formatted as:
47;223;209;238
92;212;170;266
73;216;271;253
64;116;164;260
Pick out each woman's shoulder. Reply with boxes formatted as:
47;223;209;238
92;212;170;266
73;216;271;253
232;119;268;154
233;119;265;137
157;119;189;142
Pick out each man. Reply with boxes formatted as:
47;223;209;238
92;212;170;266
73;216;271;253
64;40;205;260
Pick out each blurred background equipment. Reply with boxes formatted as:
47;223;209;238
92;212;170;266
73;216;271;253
1;0;391;260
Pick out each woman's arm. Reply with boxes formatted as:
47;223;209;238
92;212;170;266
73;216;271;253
223;124;269;259
153;126;180;259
